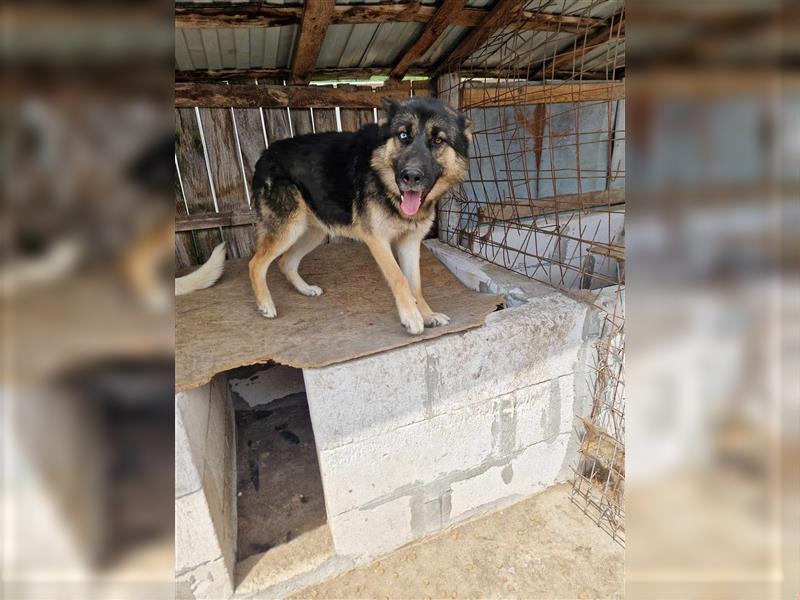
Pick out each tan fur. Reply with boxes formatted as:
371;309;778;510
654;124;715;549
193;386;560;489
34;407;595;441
122;220;173;310
249;201;310;317
362;233;423;333
370;137;401;202
426;145;469;203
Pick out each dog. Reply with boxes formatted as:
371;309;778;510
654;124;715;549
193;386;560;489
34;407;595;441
248;97;472;335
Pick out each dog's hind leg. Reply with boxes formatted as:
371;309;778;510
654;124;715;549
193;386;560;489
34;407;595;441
249;183;308;317
278;227;326;297
249;219;306;318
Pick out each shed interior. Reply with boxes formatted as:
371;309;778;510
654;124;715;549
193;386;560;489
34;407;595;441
174;1;626;597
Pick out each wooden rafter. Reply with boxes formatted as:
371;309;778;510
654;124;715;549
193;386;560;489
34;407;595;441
175;2;605;33
174;66;624;85
462;81;625;108
175;81;430;108
536;12;625;79
390;0;464;80
432;0;525;77
478;188;625;222
175;67;430;84
291;0;335;85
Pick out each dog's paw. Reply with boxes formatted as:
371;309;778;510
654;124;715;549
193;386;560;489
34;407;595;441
258;301;277;318
400;309;425;335
298;284;323;297
424;312;451;328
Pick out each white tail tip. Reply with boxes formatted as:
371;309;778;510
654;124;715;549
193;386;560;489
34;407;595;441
175;242;226;296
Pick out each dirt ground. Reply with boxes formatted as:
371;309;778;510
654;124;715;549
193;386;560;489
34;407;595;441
291;483;624;600
235;392;326;561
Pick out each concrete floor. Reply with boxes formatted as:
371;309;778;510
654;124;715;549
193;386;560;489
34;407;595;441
291;483;624;600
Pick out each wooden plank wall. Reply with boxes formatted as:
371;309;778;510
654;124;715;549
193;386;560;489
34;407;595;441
176;103;372;266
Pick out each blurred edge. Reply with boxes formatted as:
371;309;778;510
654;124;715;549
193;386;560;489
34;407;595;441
3;2;175;599
625;1;798;599
1;1;799;600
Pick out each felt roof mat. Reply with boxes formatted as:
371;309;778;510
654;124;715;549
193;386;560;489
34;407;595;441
176;241;502;392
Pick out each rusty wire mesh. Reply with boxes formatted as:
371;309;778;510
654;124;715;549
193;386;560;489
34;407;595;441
571;291;625;544
436;0;626;542
437;0;625;293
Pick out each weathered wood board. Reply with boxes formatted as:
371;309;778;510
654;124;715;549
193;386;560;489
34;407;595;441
176;241;502;392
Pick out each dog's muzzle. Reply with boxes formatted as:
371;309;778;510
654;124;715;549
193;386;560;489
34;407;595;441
397;168;426;216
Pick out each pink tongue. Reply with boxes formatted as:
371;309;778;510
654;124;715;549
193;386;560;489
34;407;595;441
400;191;422;216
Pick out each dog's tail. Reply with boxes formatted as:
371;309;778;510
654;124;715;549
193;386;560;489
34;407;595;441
175;242;226;296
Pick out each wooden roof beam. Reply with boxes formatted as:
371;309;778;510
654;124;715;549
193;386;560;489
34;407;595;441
290;0;335;85
432;0;526;77
390;0;465;80
175;66;430;84
175;2;605;33
175;81;431;109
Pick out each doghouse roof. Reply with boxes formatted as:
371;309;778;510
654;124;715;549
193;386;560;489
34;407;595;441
175;0;625;84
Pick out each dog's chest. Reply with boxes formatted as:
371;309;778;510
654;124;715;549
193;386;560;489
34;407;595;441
365;204;432;241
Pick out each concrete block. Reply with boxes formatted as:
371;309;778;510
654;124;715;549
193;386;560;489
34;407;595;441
175;378;236;598
176;409;202;498
424;239;555;305
329;495;414;558
176;555;232;600
491;395;516;457
448;433;571;522
514;374;579;450
510;432;572;491
318;401;496;516
448;462;518;522
409;491;448;537
235;525;335;597
512;379;560;450
229;364;305;407
205;378;235;520
175;489;223;574
303;343;430;451
556;373;579;433
203;377;237;583
175;386;210;497
557;426;583;483
426;297;585;415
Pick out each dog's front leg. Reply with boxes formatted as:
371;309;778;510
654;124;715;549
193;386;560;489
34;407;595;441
364;236;425;335
395;235;451;328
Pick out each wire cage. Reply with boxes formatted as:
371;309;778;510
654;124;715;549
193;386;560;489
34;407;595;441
571;294;625;544
436;1;625;294
434;0;626;542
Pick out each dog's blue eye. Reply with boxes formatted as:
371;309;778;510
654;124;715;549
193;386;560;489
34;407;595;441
398;132;409;142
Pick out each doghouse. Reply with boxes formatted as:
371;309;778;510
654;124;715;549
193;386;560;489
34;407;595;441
174;2;625;597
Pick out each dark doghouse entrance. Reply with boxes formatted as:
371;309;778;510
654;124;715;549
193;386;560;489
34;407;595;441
227;363;327;562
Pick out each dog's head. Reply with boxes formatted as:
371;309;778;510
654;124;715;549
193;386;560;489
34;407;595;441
371;97;472;219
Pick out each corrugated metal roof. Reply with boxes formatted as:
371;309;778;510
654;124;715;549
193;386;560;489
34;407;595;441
177;26;298;70
175;0;625;77
525;0;621;19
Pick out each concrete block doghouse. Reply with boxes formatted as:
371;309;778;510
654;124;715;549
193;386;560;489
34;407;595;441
175;241;606;599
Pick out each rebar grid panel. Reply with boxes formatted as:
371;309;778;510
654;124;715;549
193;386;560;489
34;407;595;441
570;290;625;545
435;2;625;543
437;0;625;295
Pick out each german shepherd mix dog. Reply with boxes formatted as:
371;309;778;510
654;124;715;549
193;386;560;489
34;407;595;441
249;97;472;335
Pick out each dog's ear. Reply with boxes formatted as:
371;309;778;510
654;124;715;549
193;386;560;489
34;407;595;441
380;98;398;124
461;114;474;143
